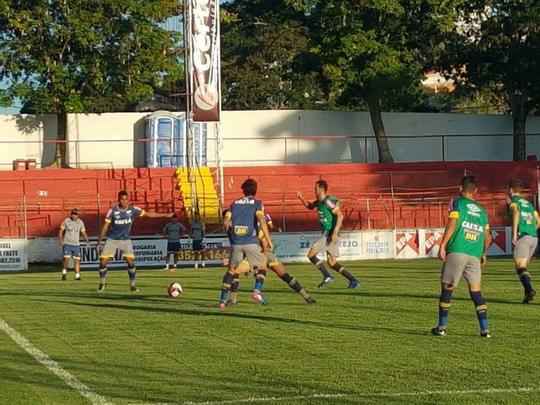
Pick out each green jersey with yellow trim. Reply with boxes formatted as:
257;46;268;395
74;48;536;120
510;196;538;238
447;196;489;258
315;195;339;234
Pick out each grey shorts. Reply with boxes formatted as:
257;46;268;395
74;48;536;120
514;235;538;261
230;244;267;270
441;253;482;287
311;234;339;258
100;239;135;259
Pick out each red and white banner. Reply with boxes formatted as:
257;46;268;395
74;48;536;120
422;229;444;258
395;230;420;259
188;0;221;122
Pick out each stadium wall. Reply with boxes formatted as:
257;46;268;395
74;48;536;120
2;111;540;168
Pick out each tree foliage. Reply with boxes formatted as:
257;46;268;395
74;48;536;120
438;0;540;160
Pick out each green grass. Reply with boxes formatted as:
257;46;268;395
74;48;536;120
1;259;540;405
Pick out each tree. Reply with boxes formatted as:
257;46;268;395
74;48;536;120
287;0;464;163
0;0;182;166
438;1;540;160
221;1;324;110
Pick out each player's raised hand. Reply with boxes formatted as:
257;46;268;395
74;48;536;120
296;191;304;201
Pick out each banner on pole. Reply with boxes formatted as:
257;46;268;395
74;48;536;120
189;0;221;122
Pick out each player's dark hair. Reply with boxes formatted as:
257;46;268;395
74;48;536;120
118;190;129;200
509;178;524;192
461;176;477;192
315;180;328;192
241;179;258;196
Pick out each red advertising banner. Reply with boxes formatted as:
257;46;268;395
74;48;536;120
395;230;420;259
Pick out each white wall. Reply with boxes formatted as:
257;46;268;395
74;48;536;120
0;114;57;168
1;110;540;169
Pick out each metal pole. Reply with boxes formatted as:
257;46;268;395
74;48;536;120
442;135;445;161
390;173;396;229
366;198;371;230
364;137;368;163
22;190;29;271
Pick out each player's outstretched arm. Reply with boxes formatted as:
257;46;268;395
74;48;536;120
58;225;64;246
297;192;314;210
144;211;174;219
535;211;540;230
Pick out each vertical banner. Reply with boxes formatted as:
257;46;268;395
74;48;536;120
395;230;420;259
189;0;221;122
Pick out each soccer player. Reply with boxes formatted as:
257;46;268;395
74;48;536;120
219;179;272;309
508;179;540;303
227;212;316;305
163;214;186;271
253;213;316;304
97;190;173;292
58;208;89;281
191;215;206;269
297;180;359;288
432;176;492;338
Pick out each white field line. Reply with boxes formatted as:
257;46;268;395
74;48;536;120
0;318;112;405
132;386;540;405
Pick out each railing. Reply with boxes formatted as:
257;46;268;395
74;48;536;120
2;133;540;168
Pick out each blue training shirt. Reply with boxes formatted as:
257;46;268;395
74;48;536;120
105;205;145;240
229;196;263;245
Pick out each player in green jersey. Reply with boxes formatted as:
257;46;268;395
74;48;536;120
297;180;359;289
508;179;540;303
432;176;492;338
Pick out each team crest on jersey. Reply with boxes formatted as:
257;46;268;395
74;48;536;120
466;203;481;217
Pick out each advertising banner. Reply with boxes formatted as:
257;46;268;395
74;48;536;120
395;230;420;259
0;239;27;271
79;237;231;268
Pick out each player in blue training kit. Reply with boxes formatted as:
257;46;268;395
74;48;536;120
97;190;173;293
219;179;272;309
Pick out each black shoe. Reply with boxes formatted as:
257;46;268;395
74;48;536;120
97;283;106;293
61;273;67;281
305;296;316;304
130;286;140;293
480;330;492;338
431;327;447;336
317;276;334;288
523;289;536;304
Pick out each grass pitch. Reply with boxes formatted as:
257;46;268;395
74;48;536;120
1;259;539;405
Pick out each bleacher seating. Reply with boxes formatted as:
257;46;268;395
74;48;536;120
0;161;536;238
0;168;182;237
221;162;538;232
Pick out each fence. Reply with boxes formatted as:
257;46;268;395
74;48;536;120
3;133;540;168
